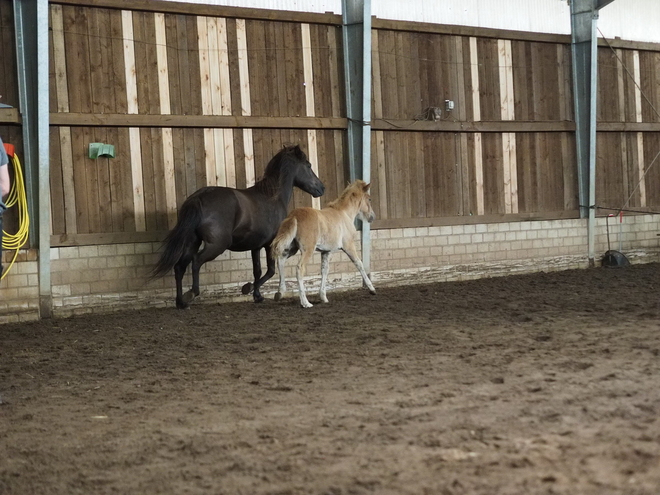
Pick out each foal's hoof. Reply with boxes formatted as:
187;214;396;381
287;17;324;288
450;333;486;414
369;289;376;295
241;282;253;295
274;292;283;302
182;291;196;304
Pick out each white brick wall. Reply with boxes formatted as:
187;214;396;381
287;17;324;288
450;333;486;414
1;215;659;320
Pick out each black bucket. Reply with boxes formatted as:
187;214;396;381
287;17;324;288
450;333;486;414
601;249;630;267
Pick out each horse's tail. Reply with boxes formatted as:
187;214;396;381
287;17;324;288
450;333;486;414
150;198;202;279
272;216;298;259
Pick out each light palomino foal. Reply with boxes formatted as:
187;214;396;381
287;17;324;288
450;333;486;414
271;180;377;308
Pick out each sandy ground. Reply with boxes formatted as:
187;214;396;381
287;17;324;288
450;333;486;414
1;263;660;495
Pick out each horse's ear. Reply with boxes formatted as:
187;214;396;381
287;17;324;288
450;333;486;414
363;182;371;192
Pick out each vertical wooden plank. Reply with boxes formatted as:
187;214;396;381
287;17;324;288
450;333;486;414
133;9;167;231
424;133;437;217
453;36;470;216
378;31;398;119
371;32;386;217
283;21;306;121
327;24;343;117
197;16;216;187
122;11;139;111
454;36;468;122
413;133;426;218
633;50;646;207
498;39;517;214
310;25;330;117
394;32;408;119
236;19;252;117
217;18;236;188
63;6;92;114
89;8;114;114
154;12;177;228
207;17;226;187
236;18;255;187
477;38;500;121
301;23;321;209
49;128;66;235
51;5;70;114
236;19;256;187
372;29;383;120
51;5;78;234
615;48;630;206
557;43;575;210
482;133;504;214
122;10;145;231
469;37;484;215
246;20;265;116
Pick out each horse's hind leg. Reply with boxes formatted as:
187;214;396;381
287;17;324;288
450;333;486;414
319;251;331;303
174;241;201;309
188;239;228;304
275;254;287;301
296;248;314;308
252;245;277;303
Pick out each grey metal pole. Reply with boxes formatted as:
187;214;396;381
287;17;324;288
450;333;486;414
13;0;51;317
360;0;372;274
37;0;51;317
587;11;598;267
342;0;373;274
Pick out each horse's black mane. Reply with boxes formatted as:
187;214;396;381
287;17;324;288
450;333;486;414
253;145;302;197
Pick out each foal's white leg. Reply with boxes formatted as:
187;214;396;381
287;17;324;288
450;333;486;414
275;256;287;301
342;243;376;295
319;251;330;303
297;251;314;308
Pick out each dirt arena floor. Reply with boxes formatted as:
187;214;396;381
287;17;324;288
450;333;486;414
1;262;660;495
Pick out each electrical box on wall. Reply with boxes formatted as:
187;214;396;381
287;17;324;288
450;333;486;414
445;100;455;112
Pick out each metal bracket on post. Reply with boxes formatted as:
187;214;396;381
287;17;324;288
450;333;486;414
342;0;372;275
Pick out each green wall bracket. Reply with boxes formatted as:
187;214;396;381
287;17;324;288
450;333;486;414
89;142;115;159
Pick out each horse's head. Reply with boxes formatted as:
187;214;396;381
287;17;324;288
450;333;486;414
355;180;375;223
288;145;325;198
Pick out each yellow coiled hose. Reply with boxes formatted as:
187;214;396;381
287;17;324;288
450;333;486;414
1;152;29;280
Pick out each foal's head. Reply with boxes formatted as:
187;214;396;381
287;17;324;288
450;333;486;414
352;180;375;223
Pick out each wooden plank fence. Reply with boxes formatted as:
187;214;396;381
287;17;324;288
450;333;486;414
1;0;660;246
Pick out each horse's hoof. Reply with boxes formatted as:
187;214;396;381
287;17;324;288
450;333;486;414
369;289;376;295
301;301;313;309
274;292;283;302
241;282;253;295
176;300;190;310
182;291;196;304
253;294;265;303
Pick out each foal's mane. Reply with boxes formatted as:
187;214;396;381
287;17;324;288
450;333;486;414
253;145;301;197
328;180;368;209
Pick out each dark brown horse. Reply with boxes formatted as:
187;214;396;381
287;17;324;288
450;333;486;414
152;145;325;308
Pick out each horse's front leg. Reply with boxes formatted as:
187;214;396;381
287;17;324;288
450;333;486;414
253;245;277;303
342;242;376;295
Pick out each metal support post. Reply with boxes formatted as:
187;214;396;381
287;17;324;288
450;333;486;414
13;0;51;316
342;0;372;273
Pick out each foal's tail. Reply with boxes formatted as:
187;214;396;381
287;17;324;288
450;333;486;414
150;198;202;279
271;216;298;259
